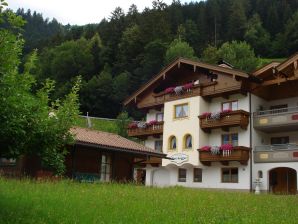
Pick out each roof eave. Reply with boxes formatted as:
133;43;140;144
123;57;249;106
75;141;167;158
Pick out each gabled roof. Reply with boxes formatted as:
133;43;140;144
71;127;165;157
251;52;298;87
276;52;298;71
252;61;281;76
124;57;249;106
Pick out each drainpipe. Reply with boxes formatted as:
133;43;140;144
249;92;253;192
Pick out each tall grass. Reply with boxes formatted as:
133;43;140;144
0;178;297;224
76;117;118;133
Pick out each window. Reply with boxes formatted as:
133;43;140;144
271;136;289;145
156;113;164;122
169;136;177;150
178;168;187;182
184;134;192;149
222;101;238;111
222;133;238;146
193;168;202;182
100;154;112;182
222;168;238;183
0;158;16;166
174;103;189;118
155;140;163;152
258;170;263;179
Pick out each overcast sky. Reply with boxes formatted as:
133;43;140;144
6;0;193;25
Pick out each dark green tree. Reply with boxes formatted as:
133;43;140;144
227;0;247;40
217;41;259;72
164;38;197;65
115;111;132;138
283;11;298;55
244;14;271;56
0;5;80;175
201;45;219;64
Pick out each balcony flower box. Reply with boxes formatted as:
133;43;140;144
128;122;138;129
198;146;250;166
198;110;250;132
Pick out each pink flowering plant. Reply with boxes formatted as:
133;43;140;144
221;109;232;114
200;146;211;151
128;122;138;129
201;112;212;119
220;144;233;151
183;83;193;90
165;87;175;93
147;120;158;126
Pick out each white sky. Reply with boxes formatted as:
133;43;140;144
6;0;193;25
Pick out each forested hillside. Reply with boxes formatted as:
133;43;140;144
8;0;298;118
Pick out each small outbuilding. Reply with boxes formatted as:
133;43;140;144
65;127;166;182
0;127;166;182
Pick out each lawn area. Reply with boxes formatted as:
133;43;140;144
0;179;297;224
76;116;118;133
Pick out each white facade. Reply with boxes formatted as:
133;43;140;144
144;94;253;191
251;95;298;192
142;93;298;193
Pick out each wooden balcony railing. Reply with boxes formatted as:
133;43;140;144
198;146;250;166
253;106;298;132
138;82;217;109
127;121;164;137
137;81;244;109
198;110;249;132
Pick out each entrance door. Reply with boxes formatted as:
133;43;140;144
269;168;297;194
136;169;146;185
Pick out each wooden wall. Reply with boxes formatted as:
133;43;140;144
65;145;138;182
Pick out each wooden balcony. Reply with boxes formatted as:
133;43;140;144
198;146;250;166
127;122;164;138
253;106;298;132
138;82;218;109
198;110;249;132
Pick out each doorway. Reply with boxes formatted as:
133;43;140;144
136;169;146;185
269;167;297;194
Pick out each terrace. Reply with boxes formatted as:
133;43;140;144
254;143;298;163
127;121;164;138
198;110;250;133
253;106;298;132
198;146;250;166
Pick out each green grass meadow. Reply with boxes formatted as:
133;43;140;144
76;116;118;133
0;179;297;224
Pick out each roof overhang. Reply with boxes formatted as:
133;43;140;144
75;141;167;158
123;57;249;106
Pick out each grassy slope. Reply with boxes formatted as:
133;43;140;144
76;116;118;133
0;179;297;224
257;58;286;69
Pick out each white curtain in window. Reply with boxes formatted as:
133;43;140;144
186;135;192;148
171;137;176;149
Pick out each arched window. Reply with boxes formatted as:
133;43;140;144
169;136;177;150
184;134;192;149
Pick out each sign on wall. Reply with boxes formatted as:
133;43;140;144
170;153;189;164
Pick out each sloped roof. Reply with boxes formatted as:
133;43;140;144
70;127;165;157
252;61;281;77
276;52;298;71
123;57;249;106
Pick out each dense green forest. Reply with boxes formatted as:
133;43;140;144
7;0;298;118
